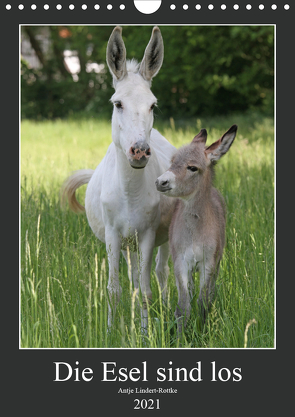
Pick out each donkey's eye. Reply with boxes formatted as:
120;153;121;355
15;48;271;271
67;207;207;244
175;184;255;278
115;101;123;109
187;166;198;172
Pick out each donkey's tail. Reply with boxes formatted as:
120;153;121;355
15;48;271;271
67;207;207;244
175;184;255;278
61;169;94;213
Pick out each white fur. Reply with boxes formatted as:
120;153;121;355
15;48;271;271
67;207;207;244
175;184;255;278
126;59;140;74
85;129;175;329
63;27;176;331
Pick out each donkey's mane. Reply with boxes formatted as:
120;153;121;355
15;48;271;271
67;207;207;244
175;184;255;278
126;59;140;73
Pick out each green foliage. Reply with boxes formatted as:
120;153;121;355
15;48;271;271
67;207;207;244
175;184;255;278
21;26;274;120
156;26;274;117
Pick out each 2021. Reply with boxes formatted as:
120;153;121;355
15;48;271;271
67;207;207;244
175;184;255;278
134;399;160;409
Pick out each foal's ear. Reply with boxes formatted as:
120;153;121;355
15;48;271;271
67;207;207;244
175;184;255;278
205;125;238;162
139;26;164;82
106;26;127;84
192;129;207;145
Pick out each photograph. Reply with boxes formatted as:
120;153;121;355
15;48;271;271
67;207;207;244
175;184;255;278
20;24;274;349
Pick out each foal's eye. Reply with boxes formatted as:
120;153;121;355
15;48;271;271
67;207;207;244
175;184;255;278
150;103;156;111
114;101;123;109
187;166;198;172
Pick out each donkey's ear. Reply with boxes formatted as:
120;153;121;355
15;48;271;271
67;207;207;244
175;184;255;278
139;26;164;82
106;26;127;84
205;125;238;162
192;129;207;145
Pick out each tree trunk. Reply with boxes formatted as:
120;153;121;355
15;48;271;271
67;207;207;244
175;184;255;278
23;26;46;67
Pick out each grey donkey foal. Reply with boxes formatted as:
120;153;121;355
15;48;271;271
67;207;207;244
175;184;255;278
156;125;238;334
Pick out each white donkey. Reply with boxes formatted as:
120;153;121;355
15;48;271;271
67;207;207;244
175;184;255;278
156;125;237;334
63;26;176;329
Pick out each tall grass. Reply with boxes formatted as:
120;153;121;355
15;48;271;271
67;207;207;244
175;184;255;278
21;113;274;348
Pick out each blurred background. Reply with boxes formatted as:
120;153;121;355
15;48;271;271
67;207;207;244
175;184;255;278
21;25;274;121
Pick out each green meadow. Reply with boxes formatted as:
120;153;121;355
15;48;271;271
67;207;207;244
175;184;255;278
21;113;274;348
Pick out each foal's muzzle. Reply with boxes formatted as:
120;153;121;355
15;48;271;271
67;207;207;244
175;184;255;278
128;141;151;169
155;177;172;192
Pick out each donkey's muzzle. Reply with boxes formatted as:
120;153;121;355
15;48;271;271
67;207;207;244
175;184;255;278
129;141;151;169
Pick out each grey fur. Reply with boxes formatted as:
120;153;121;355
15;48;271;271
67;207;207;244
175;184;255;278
156;125;238;335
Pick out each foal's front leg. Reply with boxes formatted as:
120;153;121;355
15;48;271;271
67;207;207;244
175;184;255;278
105;229;122;327
197;259;219;322
174;259;194;336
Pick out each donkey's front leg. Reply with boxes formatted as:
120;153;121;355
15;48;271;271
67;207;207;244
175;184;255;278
122;249;140;290
155;241;170;300
105;229;122;328
138;230;156;332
